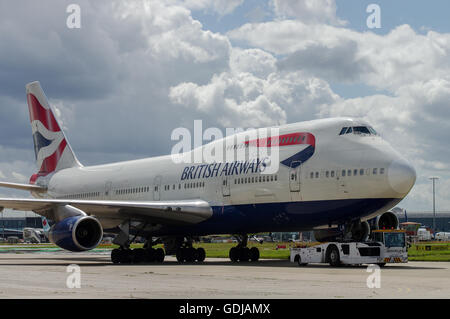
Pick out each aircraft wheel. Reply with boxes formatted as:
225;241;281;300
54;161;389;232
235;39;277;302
196;248;206;262
239;247;250;262
229;247;239;262
145;248;155;262
155;248;165;263
111;248;121;264
118;249;132;264
176;248;185;263
132;248;146;263
185;247;196;262
249;247;260;262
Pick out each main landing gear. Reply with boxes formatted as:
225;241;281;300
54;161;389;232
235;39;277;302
229;235;260;262
110;221;166;264
175;237;206;263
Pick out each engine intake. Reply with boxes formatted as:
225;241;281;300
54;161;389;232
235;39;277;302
372;211;399;230
48;215;103;252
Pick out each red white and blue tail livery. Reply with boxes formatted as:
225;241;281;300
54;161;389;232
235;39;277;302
26;81;81;185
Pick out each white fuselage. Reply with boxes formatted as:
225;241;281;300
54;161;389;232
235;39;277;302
40;118;416;234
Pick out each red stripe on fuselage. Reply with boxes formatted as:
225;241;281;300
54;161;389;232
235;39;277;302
245;132;315;148
27;93;61;132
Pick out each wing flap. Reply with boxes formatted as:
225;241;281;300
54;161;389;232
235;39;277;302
0;198;213;225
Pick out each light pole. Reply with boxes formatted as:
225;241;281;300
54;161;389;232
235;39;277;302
429;176;439;234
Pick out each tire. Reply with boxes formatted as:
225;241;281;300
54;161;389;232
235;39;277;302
327;245;341;267
176;248;185;263
111;248;121;264
121;249;133;264
377;263;386;267
132;248;146;263
185;248;196;262
155;248;165;263
297;255;308;267
249;247;260;262
196;248;206;262
240;247;250;262
229;247;239;262
145;248;155;262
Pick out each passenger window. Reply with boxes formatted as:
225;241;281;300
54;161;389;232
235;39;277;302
326;171;329;178
342;170;346;177
373;168;377;175
380;168;385;174
348;170;351;176
354;169;358;176
310;172;314;179
315;172;319;178
331;171;335;178
360;169;364;176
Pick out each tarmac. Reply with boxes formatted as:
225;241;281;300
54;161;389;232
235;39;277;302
0;250;448;299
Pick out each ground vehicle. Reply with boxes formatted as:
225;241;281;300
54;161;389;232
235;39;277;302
417;228;431;241
435;232;450;241
290;230;407;267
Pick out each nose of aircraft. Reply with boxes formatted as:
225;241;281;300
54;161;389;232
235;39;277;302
387;159;416;196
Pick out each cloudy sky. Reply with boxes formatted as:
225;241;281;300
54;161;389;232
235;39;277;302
0;0;449;213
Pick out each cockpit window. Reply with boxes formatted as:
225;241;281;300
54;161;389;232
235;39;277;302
339;127;348;135
353;126;371;135
338;125;378;136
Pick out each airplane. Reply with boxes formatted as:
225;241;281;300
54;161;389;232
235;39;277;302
0;81;416;264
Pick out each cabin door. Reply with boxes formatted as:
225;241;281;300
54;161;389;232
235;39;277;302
289;162;301;192
153;176;162;200
222;176;231;197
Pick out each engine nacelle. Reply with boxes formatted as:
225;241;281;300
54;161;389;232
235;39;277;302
313;228;342;242
313;211;399;242
48;215;103;252
313;220;370;242
369;211;399;230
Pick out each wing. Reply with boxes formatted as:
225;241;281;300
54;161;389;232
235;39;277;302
0;198;213;225
0;182;47;193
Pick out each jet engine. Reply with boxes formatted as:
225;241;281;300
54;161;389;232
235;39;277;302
314;211;399;242
48;215;103;252
314;220;370;242
370;210;399;230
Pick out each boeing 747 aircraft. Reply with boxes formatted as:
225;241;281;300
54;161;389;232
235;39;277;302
0;82;416;264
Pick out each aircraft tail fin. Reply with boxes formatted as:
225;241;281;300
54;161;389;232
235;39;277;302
41;216;51;238
26;81;81;184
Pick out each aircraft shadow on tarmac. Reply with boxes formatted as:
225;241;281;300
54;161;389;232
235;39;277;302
0;257;446;270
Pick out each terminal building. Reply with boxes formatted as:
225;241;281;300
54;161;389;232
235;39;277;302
394;211;450;232
0;210;42;239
